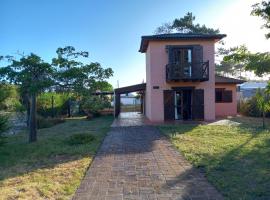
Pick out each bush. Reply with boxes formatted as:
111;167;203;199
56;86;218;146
81;95;111;118
37;115;65;129
239;96;270;117
37;92;72;117
0;84;22;112
66;133;95;145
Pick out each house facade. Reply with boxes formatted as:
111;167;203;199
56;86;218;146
138;33;244;122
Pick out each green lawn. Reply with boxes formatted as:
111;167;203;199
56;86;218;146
0;115;113;200
158;116;270;200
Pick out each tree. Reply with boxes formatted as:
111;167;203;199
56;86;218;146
215;61;235;77
52;46;113;117
216;45;270;78
155;12;220;34
246;52;270;76
216;45;249;78
251;1;270;39
255;87;270;128
0;54;54;142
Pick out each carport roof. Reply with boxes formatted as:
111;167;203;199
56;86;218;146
114;83;146;94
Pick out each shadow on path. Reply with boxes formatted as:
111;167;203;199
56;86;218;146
73;125;223;200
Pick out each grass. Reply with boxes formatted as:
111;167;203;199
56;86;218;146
158;116;270;200
0;115;113;200
121;104;141;112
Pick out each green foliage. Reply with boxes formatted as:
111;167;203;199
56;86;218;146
0;53;55;142
216;45;249;78
66;133;95;145
255;88;270;113
37;92;70;117
246;52;270;76
0;54;54;95
239;97;262;117
0;84;22;111
91;81;113;92
81;95;111;117
251;1;270;39
239;86;270;128
52;46;113;95
36;115;65;129
217;45;270;77
155;12;220;34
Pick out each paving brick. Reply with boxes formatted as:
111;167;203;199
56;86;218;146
73;120;223;200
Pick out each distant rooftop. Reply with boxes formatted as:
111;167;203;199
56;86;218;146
240;82;268;89
139;33;227;53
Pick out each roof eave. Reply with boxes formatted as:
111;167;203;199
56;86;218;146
139;34;227;53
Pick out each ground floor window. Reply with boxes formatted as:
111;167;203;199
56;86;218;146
215;88;232;103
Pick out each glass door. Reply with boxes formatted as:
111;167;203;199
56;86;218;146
174;89;192;120
172;48;192;78
175;91;183;120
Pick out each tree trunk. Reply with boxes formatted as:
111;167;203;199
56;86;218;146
29;93;37;142
263;111;265;129
51;95;54;118
26;98;30;127
67;98;71;117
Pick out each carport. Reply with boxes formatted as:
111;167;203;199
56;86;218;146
114;83;146;117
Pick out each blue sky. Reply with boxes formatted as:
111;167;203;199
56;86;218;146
1;0;269;87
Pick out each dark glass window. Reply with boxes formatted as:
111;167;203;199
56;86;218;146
215;90;223;102
215;88;232;103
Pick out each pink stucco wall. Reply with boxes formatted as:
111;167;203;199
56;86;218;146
145;45;152;119
215;84;238;117
145;40;216;122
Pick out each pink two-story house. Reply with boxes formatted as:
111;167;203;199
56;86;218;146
114;33;244;122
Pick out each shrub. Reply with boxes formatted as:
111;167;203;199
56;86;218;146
81;95;111;118
0;84;22;112
66;133;95;145
239;95;270;117
37;92;72;117
37;115;65;129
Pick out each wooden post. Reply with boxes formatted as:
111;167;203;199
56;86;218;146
67;97;71;117
140;94;143;114
29;93;37;142
114;93;120;117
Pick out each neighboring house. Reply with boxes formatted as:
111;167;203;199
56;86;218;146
114;33;244;121
239;82;268;99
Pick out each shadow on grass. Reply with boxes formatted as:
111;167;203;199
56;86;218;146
206;133;270;199
0;115;113;181
159;121;270;200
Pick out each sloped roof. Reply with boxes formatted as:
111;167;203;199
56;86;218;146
215;75;245;84
139;33;226;53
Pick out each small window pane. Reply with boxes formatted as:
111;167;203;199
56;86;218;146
215;90;223;102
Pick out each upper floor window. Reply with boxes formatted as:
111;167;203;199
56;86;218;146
172;48;192;65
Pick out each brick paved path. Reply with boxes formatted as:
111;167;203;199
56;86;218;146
73;126;223;200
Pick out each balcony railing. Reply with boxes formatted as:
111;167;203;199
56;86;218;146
166;61;209;82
